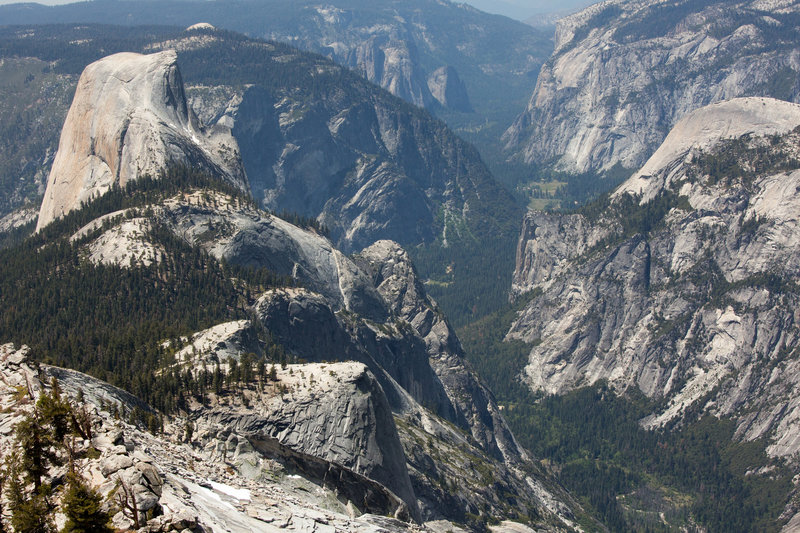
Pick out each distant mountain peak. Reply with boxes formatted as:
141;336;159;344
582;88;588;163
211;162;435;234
37;50;246;230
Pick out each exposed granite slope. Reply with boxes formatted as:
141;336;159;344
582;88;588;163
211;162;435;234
0;344;421;531
511;98;800;461
37;50;246;230
504;0;800;174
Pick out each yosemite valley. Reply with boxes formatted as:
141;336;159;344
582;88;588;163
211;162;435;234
1;0;800;531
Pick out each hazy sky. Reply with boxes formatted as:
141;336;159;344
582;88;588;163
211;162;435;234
464;0;595;19
0;0;596;20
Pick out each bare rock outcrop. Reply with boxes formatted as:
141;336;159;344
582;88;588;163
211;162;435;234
0;344;423;531
156;190;387;318
350;35;436;109
37;50;246;230
510;98;800;462
426;66;471;112
200;361;419;520
615;97;800;201
504;0;800;174
359;240;528;466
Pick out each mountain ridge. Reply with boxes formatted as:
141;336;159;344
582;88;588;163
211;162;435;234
504;0;800;175
0;46;582;530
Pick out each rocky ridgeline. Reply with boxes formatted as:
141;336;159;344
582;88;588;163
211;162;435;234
12;45;581;529
0;344;425;532
0;322;574;532
510;97;800;527
55;184;580;527
504;0;800;174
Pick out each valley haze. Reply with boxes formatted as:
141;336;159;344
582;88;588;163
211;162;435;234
2;0;800;531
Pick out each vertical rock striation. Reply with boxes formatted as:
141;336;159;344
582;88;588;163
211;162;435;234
504;0;800;174
37;50;246;230
510;98;800;466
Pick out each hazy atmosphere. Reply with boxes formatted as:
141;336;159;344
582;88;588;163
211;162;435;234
0;0;596;19
2;0;800;531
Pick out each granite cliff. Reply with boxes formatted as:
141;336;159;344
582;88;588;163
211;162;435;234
504;0;800;174
3;27;521;327
37;50;246;230
510;97;800;526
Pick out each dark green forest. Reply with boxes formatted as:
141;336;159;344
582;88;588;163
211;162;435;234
459;300;793;532
0;167;292;414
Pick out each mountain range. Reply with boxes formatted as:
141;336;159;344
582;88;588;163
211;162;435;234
4;0;800;530
0;46;584;531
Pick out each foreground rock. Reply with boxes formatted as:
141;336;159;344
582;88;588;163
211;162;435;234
0;344;420;532
0;332;578;531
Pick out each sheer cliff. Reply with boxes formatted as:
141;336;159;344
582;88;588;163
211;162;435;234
510;98;800;528
37;50;246;230
504;0;800;174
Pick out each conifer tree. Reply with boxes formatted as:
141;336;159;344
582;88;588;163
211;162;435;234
38;378;72;443
6;451;55;533
15;411;57;491
61;473;113;533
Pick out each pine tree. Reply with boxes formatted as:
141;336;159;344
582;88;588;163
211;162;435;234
6;452;54;533
38;378;72;443
15;411;57;490
60;473;113;533
184;420;194;443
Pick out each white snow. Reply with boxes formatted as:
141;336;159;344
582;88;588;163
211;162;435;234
208;479;252;501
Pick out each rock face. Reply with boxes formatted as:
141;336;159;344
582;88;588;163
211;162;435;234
510;98;800;466
427;66;472;112
0;18;550;224
72;185;575;526
359;240;526;465
216;73;517;253
157;190;387;316
349;35;436;109
202;362;419;520
3;29;521;328
504;0;800;174
0;344;421;531
616;97;800;201
36;51;246;230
